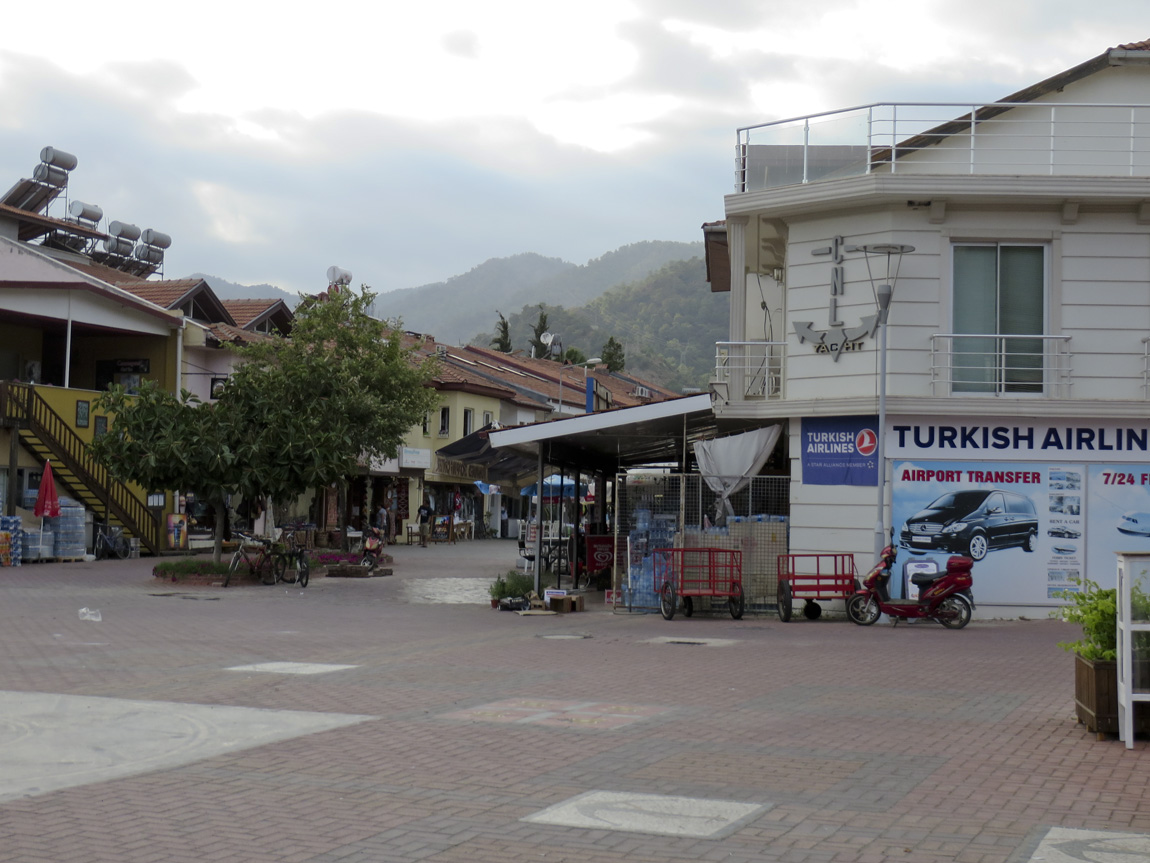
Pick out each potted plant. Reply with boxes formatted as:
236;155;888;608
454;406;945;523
489;571;535;608
1053;576;1150;735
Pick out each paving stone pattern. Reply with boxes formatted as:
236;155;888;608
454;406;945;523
0;540;1148;862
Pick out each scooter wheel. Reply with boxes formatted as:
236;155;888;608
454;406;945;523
936;595;972;629
847;594;880;626
360;554;376;572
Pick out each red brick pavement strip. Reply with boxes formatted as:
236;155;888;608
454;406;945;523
0;542;1148;863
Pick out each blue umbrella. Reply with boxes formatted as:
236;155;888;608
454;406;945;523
520;475;588;499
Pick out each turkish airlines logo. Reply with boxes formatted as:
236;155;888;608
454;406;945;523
855;428;878;457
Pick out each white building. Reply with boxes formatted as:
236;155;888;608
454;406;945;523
709;40;1150;616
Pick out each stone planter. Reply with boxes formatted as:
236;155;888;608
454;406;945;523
1074;654;1150;734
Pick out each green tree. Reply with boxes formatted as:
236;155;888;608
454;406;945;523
490;311;512;352
91;286;440;562
529;305;551;359
601;335;626;372
561;347;587;365
90;382;236;562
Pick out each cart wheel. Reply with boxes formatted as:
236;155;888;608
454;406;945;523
777;579;792;622
803;600;822;621
729;585;745;620
682;596;694;618
659;582;677;620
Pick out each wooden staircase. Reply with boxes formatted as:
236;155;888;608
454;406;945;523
0;382;161;555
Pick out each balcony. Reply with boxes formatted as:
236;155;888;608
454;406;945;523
931;334;1073;398
735;102;1150;192
713;341;785;401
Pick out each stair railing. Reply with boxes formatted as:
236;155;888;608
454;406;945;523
0;382;160;554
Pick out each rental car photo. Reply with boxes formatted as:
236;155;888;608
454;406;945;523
900;489;1038;561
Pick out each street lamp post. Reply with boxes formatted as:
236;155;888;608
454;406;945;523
859;244;914;559
557;358;602;416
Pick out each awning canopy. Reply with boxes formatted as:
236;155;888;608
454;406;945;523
484;394;773;479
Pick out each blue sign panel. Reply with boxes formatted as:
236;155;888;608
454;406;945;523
801;415;879;486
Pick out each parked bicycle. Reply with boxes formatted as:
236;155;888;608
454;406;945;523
225;531;278;587
94;522;130;560
275;529;310;588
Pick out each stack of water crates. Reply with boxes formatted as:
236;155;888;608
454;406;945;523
625;510;678;609
52;498;87;560
0;515;22;566
23;524;53;562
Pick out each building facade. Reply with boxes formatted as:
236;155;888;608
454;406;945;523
711;41;1150;615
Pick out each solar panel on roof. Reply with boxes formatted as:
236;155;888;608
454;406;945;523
0;177;64;213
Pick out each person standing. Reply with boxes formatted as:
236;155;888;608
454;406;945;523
417;497;432;547
383;482;397;544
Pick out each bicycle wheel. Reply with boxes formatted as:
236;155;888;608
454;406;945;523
296;555;310;588
659;581;677;620
112;535;130;560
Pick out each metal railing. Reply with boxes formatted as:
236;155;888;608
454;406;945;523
736;101;1150;192
713;341;786;400
0;382;160;553
930;333;1072;398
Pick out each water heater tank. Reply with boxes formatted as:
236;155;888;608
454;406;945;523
326;265;352;286
32;164;68;186
141;228;172;249
133;243;164;264
39;147;78;171
69;200;103;222
103;237;134;256
108;221;141;241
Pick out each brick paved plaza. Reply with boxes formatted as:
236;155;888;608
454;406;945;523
0;540;1147;863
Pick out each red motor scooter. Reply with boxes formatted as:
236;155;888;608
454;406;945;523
846;543;975;629
361;526;385;572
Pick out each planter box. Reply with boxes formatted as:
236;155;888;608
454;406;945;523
1074;654;1150;734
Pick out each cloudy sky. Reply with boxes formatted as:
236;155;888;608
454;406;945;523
0;1;1144;295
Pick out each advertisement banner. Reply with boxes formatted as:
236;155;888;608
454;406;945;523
801;415;878;486
892;460;1082;606
889;416;1150;463
1084;465;1150;583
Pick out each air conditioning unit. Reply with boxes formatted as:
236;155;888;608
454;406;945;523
635;385;651;398
436;345;448;358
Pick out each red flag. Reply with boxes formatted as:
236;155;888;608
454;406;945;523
34;461;61;519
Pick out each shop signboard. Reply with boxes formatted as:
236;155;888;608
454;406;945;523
800;415;878;486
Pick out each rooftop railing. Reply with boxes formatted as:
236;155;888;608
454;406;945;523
736;102;1150;192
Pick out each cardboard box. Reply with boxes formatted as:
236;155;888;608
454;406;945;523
549;594;584;613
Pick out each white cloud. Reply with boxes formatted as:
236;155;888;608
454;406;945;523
2;0;1148;301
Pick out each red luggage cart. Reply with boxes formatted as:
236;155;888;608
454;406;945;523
775;553;858;621
653;547;744;620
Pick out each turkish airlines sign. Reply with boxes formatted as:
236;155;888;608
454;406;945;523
888;417;1150;463
801;416;879;485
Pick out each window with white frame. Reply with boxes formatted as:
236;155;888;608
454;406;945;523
483;410;493;427
463;408;474;437
438;406;450;436
422;412;430;436
952;243;1045;394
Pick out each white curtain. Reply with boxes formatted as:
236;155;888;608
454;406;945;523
694;425;782;523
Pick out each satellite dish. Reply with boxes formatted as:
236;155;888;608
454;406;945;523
539;332;554;346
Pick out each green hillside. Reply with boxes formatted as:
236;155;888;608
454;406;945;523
472;257;728;392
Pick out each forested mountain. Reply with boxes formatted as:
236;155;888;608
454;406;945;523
372;241;702;343
472;257;728;392
191;273;299;306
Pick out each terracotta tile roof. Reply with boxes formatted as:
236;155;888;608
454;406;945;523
116;279;202;309
1116;40;1150;50
66;260;148;284
207;322;272;345
222;298;284;329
